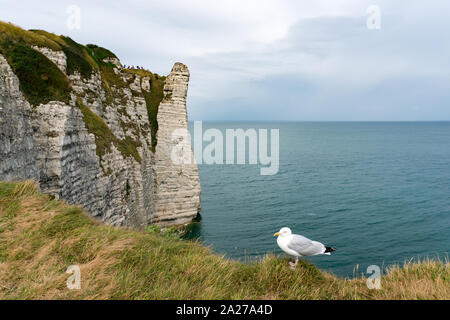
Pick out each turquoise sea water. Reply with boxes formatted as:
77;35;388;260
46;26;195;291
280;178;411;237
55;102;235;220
186;122;450;277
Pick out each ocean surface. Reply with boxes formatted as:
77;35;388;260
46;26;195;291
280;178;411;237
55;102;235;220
185;122;450;278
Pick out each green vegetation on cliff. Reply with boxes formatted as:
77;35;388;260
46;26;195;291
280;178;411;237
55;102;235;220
85;44;117;63
32;29;127;96
0;181;448;299
58;37;94;79
31;30;118;81
0;22;60;50
0;22;71;105
126;69;166;152
78;101;142;166
0;43;71;106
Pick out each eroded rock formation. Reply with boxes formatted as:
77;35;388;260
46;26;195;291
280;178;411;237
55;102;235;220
0;30;201;228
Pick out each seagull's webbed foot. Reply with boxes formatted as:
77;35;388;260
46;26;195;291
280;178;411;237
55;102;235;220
289;257;299;270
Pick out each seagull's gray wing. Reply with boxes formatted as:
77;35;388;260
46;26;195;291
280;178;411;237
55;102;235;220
287;234;326;256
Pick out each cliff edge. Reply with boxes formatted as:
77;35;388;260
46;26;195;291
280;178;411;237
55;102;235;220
0;21;201;228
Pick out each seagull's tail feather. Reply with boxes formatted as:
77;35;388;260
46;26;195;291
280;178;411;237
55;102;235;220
324;246;336;255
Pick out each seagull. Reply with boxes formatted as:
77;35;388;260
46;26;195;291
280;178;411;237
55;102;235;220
274;227;336;269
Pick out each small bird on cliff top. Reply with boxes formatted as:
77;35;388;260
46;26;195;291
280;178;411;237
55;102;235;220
274;227;336;269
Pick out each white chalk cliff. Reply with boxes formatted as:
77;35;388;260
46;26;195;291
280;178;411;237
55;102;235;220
0;38;201;228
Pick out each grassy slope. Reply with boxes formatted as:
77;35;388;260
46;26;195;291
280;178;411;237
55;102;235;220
0;22;71;105
0;182;448;300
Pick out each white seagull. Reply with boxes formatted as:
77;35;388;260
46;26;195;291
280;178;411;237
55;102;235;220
274;227;336;269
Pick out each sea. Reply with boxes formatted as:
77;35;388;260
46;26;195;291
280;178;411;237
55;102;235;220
185;122;450;278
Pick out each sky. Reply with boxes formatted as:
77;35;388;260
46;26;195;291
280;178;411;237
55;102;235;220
1;0;449;121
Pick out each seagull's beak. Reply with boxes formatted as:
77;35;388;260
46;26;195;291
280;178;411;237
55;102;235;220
274;232;280;237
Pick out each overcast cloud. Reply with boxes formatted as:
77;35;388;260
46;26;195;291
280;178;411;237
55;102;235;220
1;0;449;120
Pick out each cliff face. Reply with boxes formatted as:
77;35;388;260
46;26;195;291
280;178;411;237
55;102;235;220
0;22;201;228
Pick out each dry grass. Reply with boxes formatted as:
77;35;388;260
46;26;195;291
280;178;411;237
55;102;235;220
0;181;448;300
0;22;60;50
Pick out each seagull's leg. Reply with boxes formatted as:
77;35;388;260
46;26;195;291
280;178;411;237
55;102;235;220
289;256;299;270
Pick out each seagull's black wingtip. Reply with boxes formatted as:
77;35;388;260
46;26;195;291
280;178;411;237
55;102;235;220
325;246;337;253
